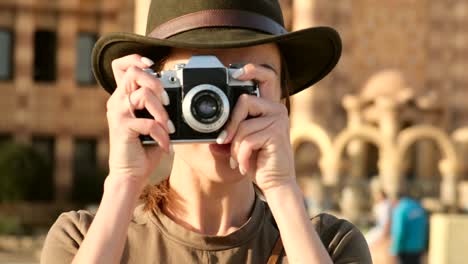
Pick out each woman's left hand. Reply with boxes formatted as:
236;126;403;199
221;63;296;193
221;64;334;264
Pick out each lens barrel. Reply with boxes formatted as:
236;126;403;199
192;91;223;123
182;84;230;133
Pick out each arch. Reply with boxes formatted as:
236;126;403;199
291;123;333;158
333;125;383;160
330;126;383;184
397;125;457;168
291;123;338;185
294;141;322;177
397;125;459;206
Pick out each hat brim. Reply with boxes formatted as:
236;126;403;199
92;26;341;96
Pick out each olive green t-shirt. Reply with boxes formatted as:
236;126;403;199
41;197;372;263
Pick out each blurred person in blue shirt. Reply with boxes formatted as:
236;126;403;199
391;186;428;264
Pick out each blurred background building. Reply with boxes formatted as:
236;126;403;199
0;0;134;204
288;0;468;208
0;0;134;261
1;0;468;263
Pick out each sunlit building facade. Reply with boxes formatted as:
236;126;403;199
2;0;468;210
0;0;134;202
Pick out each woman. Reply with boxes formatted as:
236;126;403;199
41;0;372;263
367;178;392;246
366;178;394;264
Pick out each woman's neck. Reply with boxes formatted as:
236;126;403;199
163;155;256;236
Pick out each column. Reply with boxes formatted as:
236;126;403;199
134;0;151;34
290;0;319;128
342;95;366;179
14;1;35;144
55;135;73;202
375;97;399;141
319;156;340;186
439;159;458;211
58;0;77;132
379;150;401;200
375;97;401;198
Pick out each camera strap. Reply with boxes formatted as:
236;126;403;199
267;235;284;264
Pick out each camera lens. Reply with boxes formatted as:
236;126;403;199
182;84;230;133
192;92;221;123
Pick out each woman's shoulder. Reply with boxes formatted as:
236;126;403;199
310;212;357;236
47;210;95;243
309;213;373;263
40;204;149;264
45;204;149;237
56;209;95;229
40;210;95;264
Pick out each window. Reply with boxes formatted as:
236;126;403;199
76;33;97;85
0;133;12;147
0;29;13;80
72;138;103;203
34;30;57;82
32;136;55;167
31;136;55;201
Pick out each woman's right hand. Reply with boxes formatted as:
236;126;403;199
106;54;174;190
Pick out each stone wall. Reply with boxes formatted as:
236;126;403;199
289;0;468;182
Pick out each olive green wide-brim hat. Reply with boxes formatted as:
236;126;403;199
92;0;342;97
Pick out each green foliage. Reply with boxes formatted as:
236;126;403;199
0;215;21;235
0;142;54;202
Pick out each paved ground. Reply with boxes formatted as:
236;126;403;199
0;251;38;264
0;235;43;264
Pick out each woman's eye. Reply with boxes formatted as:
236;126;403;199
260;63;278;75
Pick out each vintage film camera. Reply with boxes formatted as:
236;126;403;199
135;55;259;144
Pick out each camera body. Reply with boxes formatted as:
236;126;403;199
135;55;259;144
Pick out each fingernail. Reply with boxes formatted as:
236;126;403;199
141;57;154;67
239;166;246;175
161;91;170;106
216;130;227;144
167;120;176;134
231;68;244;79
230;157;238;169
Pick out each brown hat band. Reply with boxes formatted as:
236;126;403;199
148;9;288;39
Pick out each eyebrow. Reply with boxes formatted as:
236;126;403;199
260;63;279;75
